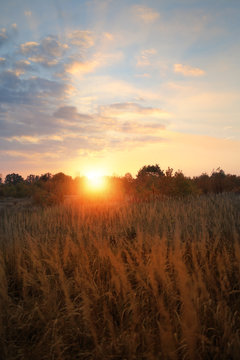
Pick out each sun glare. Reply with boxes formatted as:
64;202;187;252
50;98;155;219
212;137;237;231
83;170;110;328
85;170;106;192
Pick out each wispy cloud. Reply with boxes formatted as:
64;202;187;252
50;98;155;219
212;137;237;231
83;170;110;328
67;30;95;48
65;51;123;76
20;41;39;54
41;36;68;57
0;28;8;46
174;63;205;77
136;48;157;67
99;102;170;119
24;11;32;17
0;25;17;47
29;56;60;67
133;5;160;24
54;106;93;124
14;60;32;75
116;121;165;134
65;59;98;75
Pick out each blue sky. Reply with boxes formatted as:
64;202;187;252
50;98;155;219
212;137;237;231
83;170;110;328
0;0;239;177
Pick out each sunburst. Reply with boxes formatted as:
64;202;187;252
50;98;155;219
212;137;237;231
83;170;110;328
85;170;106;191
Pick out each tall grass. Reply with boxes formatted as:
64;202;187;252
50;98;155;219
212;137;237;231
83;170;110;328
0;194;240;359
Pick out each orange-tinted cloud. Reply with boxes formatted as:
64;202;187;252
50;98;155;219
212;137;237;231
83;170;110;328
99;102;171;120
136;48;157;67
20;41;39;54
174;63;205;76
20;37;68;67
24;11;32;17
29;56;59;66
65;59;98;75
67;30;95;48
133;5;160;24
65;51;123;76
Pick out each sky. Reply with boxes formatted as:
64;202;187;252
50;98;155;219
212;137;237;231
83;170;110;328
0;0;240;178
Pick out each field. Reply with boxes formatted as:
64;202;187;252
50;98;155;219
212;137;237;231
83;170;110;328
0;194;240;359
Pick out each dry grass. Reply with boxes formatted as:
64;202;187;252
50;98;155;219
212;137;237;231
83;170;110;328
0;194;240;359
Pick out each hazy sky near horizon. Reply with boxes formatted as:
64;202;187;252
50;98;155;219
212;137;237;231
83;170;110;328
0;0;239;177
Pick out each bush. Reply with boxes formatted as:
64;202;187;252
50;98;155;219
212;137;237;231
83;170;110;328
32;189;63;206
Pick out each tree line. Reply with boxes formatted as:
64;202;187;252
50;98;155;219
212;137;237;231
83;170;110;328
0;165;239;205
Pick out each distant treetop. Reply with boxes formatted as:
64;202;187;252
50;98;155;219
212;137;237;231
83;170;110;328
5;173;24;185
137;164;164;178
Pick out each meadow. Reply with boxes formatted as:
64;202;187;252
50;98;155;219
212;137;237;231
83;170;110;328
0;193;240;359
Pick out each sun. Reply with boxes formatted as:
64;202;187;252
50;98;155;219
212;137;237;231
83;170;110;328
85;170;106;192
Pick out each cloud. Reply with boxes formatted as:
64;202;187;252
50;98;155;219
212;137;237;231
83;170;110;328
0;26;18;48
0;25;17;47
20;41;39;54
18;32;99;72
0;57;6;65
104;32;114;41
0;28;8;46
24;11;32;17
0;23;169;165
98;102;167;139
0;70;21;90
65;51;123;76
6;135;41;144
126;135;165;144
17;30;121;79
19;36;68;67
14;60;32;75
28;56;60;67
72;75;162;104
99;102;170;119
136;48;157;67
117;121;165;134
0;107;56;139
0;70;67;105
67;30;95;48
54;106;93;123
133;5;160;24
53;106;112;135
174;63;205;77
41;36;68;57
0;98;168;166
65;59;98;75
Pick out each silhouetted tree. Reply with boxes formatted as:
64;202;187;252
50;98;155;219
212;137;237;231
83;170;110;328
137;164;164;178
51;172;71;184
194;173;210;194
51;172;73;199
165;167;174;177
224;174;240;193
5;173;24;185
172;170;196;196
26;174;40;184
122;173;134;197
136;164;164;198
0;174;3;197
124;173;133;182
39;173;52;182
211;168;226;193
